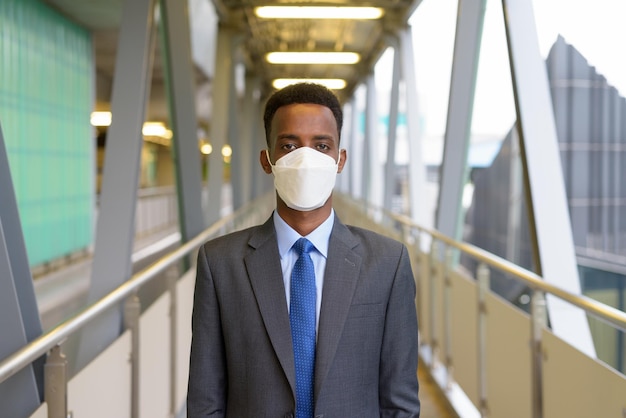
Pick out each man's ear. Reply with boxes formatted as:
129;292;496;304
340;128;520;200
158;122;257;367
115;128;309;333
260;149;272;174
337;148;347;173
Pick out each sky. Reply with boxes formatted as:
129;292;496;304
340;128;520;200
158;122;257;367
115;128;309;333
402;0;626;138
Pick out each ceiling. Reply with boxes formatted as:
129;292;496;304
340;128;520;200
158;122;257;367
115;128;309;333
42;0;421;121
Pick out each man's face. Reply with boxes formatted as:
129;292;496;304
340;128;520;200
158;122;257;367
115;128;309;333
263;103;345;168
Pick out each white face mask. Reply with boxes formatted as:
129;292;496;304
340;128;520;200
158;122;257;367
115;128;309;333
267;147;340;211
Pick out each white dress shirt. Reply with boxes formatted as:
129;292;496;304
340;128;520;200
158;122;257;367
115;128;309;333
273;209;334;333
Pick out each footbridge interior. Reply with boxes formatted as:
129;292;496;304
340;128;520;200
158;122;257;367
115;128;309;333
1;0;626;417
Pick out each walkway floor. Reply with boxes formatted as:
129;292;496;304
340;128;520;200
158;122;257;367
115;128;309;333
418;358;460;418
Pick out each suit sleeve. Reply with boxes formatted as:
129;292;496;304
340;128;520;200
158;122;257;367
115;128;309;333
379;245;421;417
187;245;227;418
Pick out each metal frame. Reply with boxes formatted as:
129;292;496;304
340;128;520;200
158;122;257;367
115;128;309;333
399;26;426;226
159;0;206;241
76;0;158;373
383;36;401;212
206;24;237;225
362;73;378;205
0;124;43;415
436;0;487;241
501;0;596;357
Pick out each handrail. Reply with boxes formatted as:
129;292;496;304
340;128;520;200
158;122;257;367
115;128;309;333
340;196;626;333
0;196;271;384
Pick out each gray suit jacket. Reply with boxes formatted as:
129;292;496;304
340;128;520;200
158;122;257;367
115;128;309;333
187;214;420;417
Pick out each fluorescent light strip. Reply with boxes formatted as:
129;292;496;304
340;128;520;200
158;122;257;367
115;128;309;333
273;78;347;90
266;52;360;65
255;6;384;19
90;111;112;127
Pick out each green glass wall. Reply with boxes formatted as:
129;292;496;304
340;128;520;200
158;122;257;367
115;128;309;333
0;0;93;266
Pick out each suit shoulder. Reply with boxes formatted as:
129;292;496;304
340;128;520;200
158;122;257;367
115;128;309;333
344;224;405;255
200;224;262;253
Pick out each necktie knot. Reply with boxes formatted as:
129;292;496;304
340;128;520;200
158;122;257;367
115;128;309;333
294;237;314;256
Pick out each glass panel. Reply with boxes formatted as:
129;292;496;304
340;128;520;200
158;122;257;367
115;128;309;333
408;0;458;228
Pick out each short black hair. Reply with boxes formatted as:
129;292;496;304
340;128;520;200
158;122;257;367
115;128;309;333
263;83;343;147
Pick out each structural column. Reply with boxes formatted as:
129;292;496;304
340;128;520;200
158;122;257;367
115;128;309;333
436;0;486;240
0;125;41;417
362;74;380;205
383;37;401;212
76;0;157;372
160;0;206;240
206;24;236;224
400;26;426;227
502;0;595;356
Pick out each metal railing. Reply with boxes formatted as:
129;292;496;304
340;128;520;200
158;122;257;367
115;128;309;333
3;192;625;417
0;192;274;418
333;194;626;418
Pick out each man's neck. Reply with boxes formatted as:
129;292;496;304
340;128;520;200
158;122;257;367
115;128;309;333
276;198;333;236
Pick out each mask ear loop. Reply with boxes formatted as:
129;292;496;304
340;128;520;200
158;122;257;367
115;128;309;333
265;149;274;167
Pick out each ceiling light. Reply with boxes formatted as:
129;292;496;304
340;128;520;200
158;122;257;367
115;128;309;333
200;142;212;155
221;145;233;158
255;6;384;19
142;122;173;141
273;78;347;90
266;52;360;65
90;111;111;127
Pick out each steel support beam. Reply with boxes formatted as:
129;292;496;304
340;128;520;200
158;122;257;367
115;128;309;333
436;0;486;241
206;25;235;224
384;38;401;212
337;100;353;194
400;26;426;226
502;0;596;356
362;74;379;205
76;0;157;372
0;124;41;417
239;75;261;202
160;0;206;241
347;97;359;197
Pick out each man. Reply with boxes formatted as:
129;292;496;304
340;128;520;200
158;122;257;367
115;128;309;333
187;82;420;417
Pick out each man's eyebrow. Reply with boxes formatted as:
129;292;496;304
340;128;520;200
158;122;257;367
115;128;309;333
276;133;299;140
312;134;334;140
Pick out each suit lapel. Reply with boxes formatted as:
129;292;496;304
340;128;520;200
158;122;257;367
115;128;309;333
244;218;296;395
315;217;361;399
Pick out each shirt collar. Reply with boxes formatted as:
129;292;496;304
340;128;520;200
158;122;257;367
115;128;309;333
273;209;335;259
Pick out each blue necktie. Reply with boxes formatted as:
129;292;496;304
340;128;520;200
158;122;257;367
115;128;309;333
290;238;316;418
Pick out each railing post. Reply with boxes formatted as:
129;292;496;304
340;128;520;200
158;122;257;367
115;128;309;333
45;344;68;418
531;289;546;418
477;263;490;417
168;270;178;418
429;240;440;367
443;247;454;389
124;294;141;418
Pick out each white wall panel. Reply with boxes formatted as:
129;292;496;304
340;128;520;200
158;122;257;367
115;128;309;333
450;270;479;407
139;291;170;418
68;332;132;417
176;269;195;410
543;330;626;418
485;293;532;418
